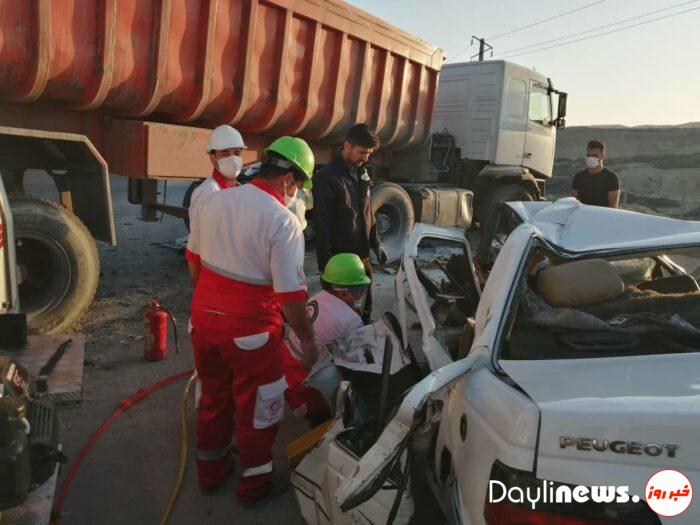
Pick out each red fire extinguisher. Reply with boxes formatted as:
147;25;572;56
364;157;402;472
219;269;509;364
144;299;180;361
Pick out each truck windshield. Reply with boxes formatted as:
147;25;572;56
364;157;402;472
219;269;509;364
528;85;551;126
501;250;700;359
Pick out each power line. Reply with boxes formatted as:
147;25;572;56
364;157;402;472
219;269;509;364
487;0;607;40
500;4;700;59
451;41;477;61
450;0;607;61
495;0;699;57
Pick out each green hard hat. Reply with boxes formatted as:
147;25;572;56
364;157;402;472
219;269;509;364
264;136;315;186
322;253;371;288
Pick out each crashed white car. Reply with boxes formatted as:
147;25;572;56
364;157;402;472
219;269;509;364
292;198;700;525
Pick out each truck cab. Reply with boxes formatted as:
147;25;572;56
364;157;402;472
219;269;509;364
368;60;568;263
433;60;567;181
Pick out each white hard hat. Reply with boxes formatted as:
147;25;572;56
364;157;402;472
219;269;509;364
206;125;246;152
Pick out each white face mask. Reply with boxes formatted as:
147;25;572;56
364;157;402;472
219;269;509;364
353;296;366;311
217;154;243;179
288;189;307;229
585;156;601;169
283;179;298;208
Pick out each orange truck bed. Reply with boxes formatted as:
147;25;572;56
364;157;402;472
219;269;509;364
0;0;444;178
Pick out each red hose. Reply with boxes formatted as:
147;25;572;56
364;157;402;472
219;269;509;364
51;369;194;524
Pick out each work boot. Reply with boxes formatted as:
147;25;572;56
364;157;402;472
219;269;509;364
198;454;235;494
236;471;272;506
236;470;288;507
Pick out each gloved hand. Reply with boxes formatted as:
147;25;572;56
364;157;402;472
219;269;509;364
375;246;388;265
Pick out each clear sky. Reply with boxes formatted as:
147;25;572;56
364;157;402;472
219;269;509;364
346;0;700;127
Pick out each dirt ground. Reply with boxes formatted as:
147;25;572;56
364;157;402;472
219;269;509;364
23;173;425;524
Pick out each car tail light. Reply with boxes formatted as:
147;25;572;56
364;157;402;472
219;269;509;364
483;461;660;525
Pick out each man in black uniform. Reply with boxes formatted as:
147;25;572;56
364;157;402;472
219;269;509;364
572;140;620;208
312;124;387;322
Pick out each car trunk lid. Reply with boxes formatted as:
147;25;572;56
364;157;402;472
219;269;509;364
500;354;700;522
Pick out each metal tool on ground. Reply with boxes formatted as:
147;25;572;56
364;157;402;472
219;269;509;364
34;338;72;394
144;300;180;361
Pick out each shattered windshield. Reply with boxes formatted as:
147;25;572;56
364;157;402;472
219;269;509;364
500;248;700;359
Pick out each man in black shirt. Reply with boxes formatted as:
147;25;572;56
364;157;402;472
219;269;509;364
571;139;620;208
312;124;387;322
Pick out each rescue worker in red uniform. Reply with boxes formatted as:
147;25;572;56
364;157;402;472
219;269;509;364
186;125;246;235
283;253;370;421
186;137;318;504
186;125;246;407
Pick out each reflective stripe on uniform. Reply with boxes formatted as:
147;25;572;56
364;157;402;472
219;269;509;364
242;461;273;478
195;444;231;462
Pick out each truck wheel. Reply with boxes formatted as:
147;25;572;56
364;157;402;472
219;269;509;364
477;184;533;267
10;195;99;334
478;183;534;227
372;183;414;264
182;180;204;231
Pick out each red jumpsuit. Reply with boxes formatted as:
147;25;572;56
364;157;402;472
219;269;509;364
186;179;307;502
188;169;237;408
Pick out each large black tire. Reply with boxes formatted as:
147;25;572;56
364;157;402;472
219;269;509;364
371;182;414;264
10;195;99;334
476;183;534;268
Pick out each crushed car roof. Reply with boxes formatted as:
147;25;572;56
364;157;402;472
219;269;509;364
506;198;700;254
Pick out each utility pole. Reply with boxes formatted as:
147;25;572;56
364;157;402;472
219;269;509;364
470;36;493;61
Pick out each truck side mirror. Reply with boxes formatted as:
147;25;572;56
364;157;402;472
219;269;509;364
555;92;568;129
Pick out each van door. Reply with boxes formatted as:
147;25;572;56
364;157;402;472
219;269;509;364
522;82;556;178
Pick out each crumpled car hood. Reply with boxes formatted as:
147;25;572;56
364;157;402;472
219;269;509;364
506;198;700;254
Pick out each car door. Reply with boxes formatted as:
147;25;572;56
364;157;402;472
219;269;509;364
396;224;481;371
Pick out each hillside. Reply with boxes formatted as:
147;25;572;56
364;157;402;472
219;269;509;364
551;125;700;219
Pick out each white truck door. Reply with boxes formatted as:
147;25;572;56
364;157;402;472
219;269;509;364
522;82;556;178
495;75;528;167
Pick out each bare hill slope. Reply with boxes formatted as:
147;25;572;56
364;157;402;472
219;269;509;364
551;125;700;219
